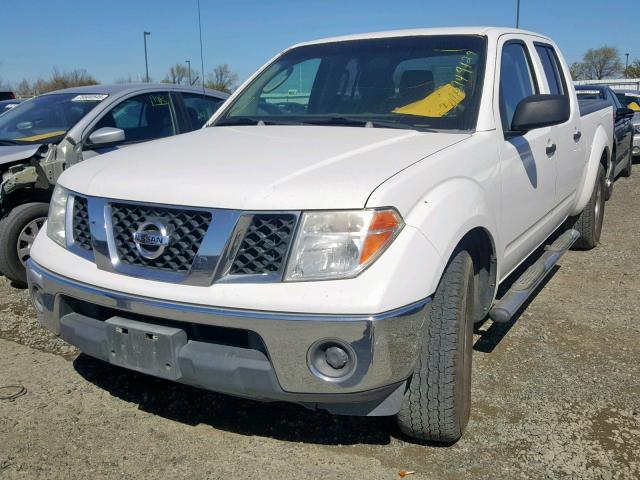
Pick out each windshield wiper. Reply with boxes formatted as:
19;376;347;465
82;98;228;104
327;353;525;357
302;116;430;131
0;139;23;146
215;117;307;127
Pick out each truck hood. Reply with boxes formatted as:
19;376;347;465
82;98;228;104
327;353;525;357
60;126;469;210
0;144;43;166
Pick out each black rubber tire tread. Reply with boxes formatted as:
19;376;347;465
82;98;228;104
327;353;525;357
572;164;605;250
621;141;632;178
396;249;474;443
0;202;50;287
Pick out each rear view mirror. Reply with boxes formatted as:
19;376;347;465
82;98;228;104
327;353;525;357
511;94;570;133
88;127;125;146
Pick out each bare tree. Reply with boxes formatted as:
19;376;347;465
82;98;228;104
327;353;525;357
579;47;623;80
162;64;198;85
9;69;98;97
626;59;640;79
205;64;239;93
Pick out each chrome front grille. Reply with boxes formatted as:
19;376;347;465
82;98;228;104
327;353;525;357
68;194;299;285
71;196;92;252
110;203;212;274
229;214;296;275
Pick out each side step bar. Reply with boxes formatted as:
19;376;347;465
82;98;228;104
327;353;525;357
489;229;580;324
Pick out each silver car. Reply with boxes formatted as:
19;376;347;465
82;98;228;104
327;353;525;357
0;83;228;286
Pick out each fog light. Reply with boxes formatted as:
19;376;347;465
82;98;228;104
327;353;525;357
307;340;357;382
30;286;44;314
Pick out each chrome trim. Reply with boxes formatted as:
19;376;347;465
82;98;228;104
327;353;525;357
73;194;301;287
27;259;430;395
66;194;94;262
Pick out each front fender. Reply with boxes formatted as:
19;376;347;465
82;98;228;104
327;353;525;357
403;177;500;293
572;124;610;216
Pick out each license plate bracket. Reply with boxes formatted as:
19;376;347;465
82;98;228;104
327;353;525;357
105;317;187;380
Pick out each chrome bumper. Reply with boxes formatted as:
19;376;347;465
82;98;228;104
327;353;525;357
27;260;430;414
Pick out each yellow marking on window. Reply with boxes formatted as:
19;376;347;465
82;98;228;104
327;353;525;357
393;84;466;117
16;130;66;142
628;102;640;112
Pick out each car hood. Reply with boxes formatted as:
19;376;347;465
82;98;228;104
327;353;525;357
60;126;469;210
0;144;43;166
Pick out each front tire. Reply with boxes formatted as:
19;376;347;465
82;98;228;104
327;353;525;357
0;202;49;287
396;249;474;443
572;164;605;250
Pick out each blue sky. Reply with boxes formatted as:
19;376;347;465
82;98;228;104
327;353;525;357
1;0;639;86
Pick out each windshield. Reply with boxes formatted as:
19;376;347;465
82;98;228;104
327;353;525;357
214;35;487;131
616;93;640;111
0;93;106;145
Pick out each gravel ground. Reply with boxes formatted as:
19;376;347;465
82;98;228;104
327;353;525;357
1;170;639;479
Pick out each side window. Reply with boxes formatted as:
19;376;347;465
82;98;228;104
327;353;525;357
92;92;175;144
535;44;567;96
499;42;538;132
182;93;224;129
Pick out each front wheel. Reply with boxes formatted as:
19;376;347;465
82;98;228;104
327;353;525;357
0;202;50;287
396;249;474;443
572;163;605;250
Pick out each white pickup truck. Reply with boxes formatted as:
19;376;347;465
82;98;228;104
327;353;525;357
27;28;613;443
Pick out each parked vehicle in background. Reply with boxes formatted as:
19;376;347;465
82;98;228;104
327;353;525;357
0;99;24;116
614;90;640;158
28;28;613;443
0;83;228;286
575;85;634;197
0;89;16;101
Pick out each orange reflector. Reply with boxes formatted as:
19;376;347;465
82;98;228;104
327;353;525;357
360;210;402;264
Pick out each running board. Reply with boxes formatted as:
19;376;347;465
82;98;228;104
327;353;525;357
489;229;580;324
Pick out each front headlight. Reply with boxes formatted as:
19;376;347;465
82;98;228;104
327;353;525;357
284;209;404;281
46;185;69;248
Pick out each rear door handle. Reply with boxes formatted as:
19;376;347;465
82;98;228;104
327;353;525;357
573;131;582;142
546;142;557;157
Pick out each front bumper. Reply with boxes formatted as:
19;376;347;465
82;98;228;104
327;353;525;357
27;260;430;416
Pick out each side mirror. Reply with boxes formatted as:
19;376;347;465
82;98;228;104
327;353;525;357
511;94;570;133
87;127;125;146
616;107;635;121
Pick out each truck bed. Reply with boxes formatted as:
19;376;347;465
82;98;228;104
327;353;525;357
579;99;611;117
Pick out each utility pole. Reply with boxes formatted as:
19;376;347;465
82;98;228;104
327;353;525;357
516;0;521;28
186;60;191;85
143;31;151;83
625;53;630;77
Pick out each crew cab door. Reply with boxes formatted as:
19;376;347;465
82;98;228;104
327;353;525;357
532;43;584;206
495;38;559;273
81;91;178;160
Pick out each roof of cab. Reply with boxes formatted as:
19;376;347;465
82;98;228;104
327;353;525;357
293;27;551;48
41;83;229;99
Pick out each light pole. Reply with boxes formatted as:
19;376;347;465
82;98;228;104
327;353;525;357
516;0;521;28
143;31;151;83
186;60;191;85
625;53;630;77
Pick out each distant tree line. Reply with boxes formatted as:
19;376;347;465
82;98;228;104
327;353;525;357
570;46;640;80
7;63;240;98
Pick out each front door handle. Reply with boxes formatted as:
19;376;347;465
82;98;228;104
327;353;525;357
573;131;582;142
546;142;557;157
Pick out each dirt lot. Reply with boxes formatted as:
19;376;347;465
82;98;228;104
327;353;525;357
1;170;639;480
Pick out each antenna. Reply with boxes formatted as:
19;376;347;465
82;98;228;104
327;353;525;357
197;0;206;94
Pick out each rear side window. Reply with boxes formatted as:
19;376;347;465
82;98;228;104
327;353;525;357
182;93;225;129
499;42;538;132
534;44;567;96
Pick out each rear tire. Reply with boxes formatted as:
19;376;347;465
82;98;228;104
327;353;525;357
572;164;605;250
0;202;49;287
396;249;474;443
